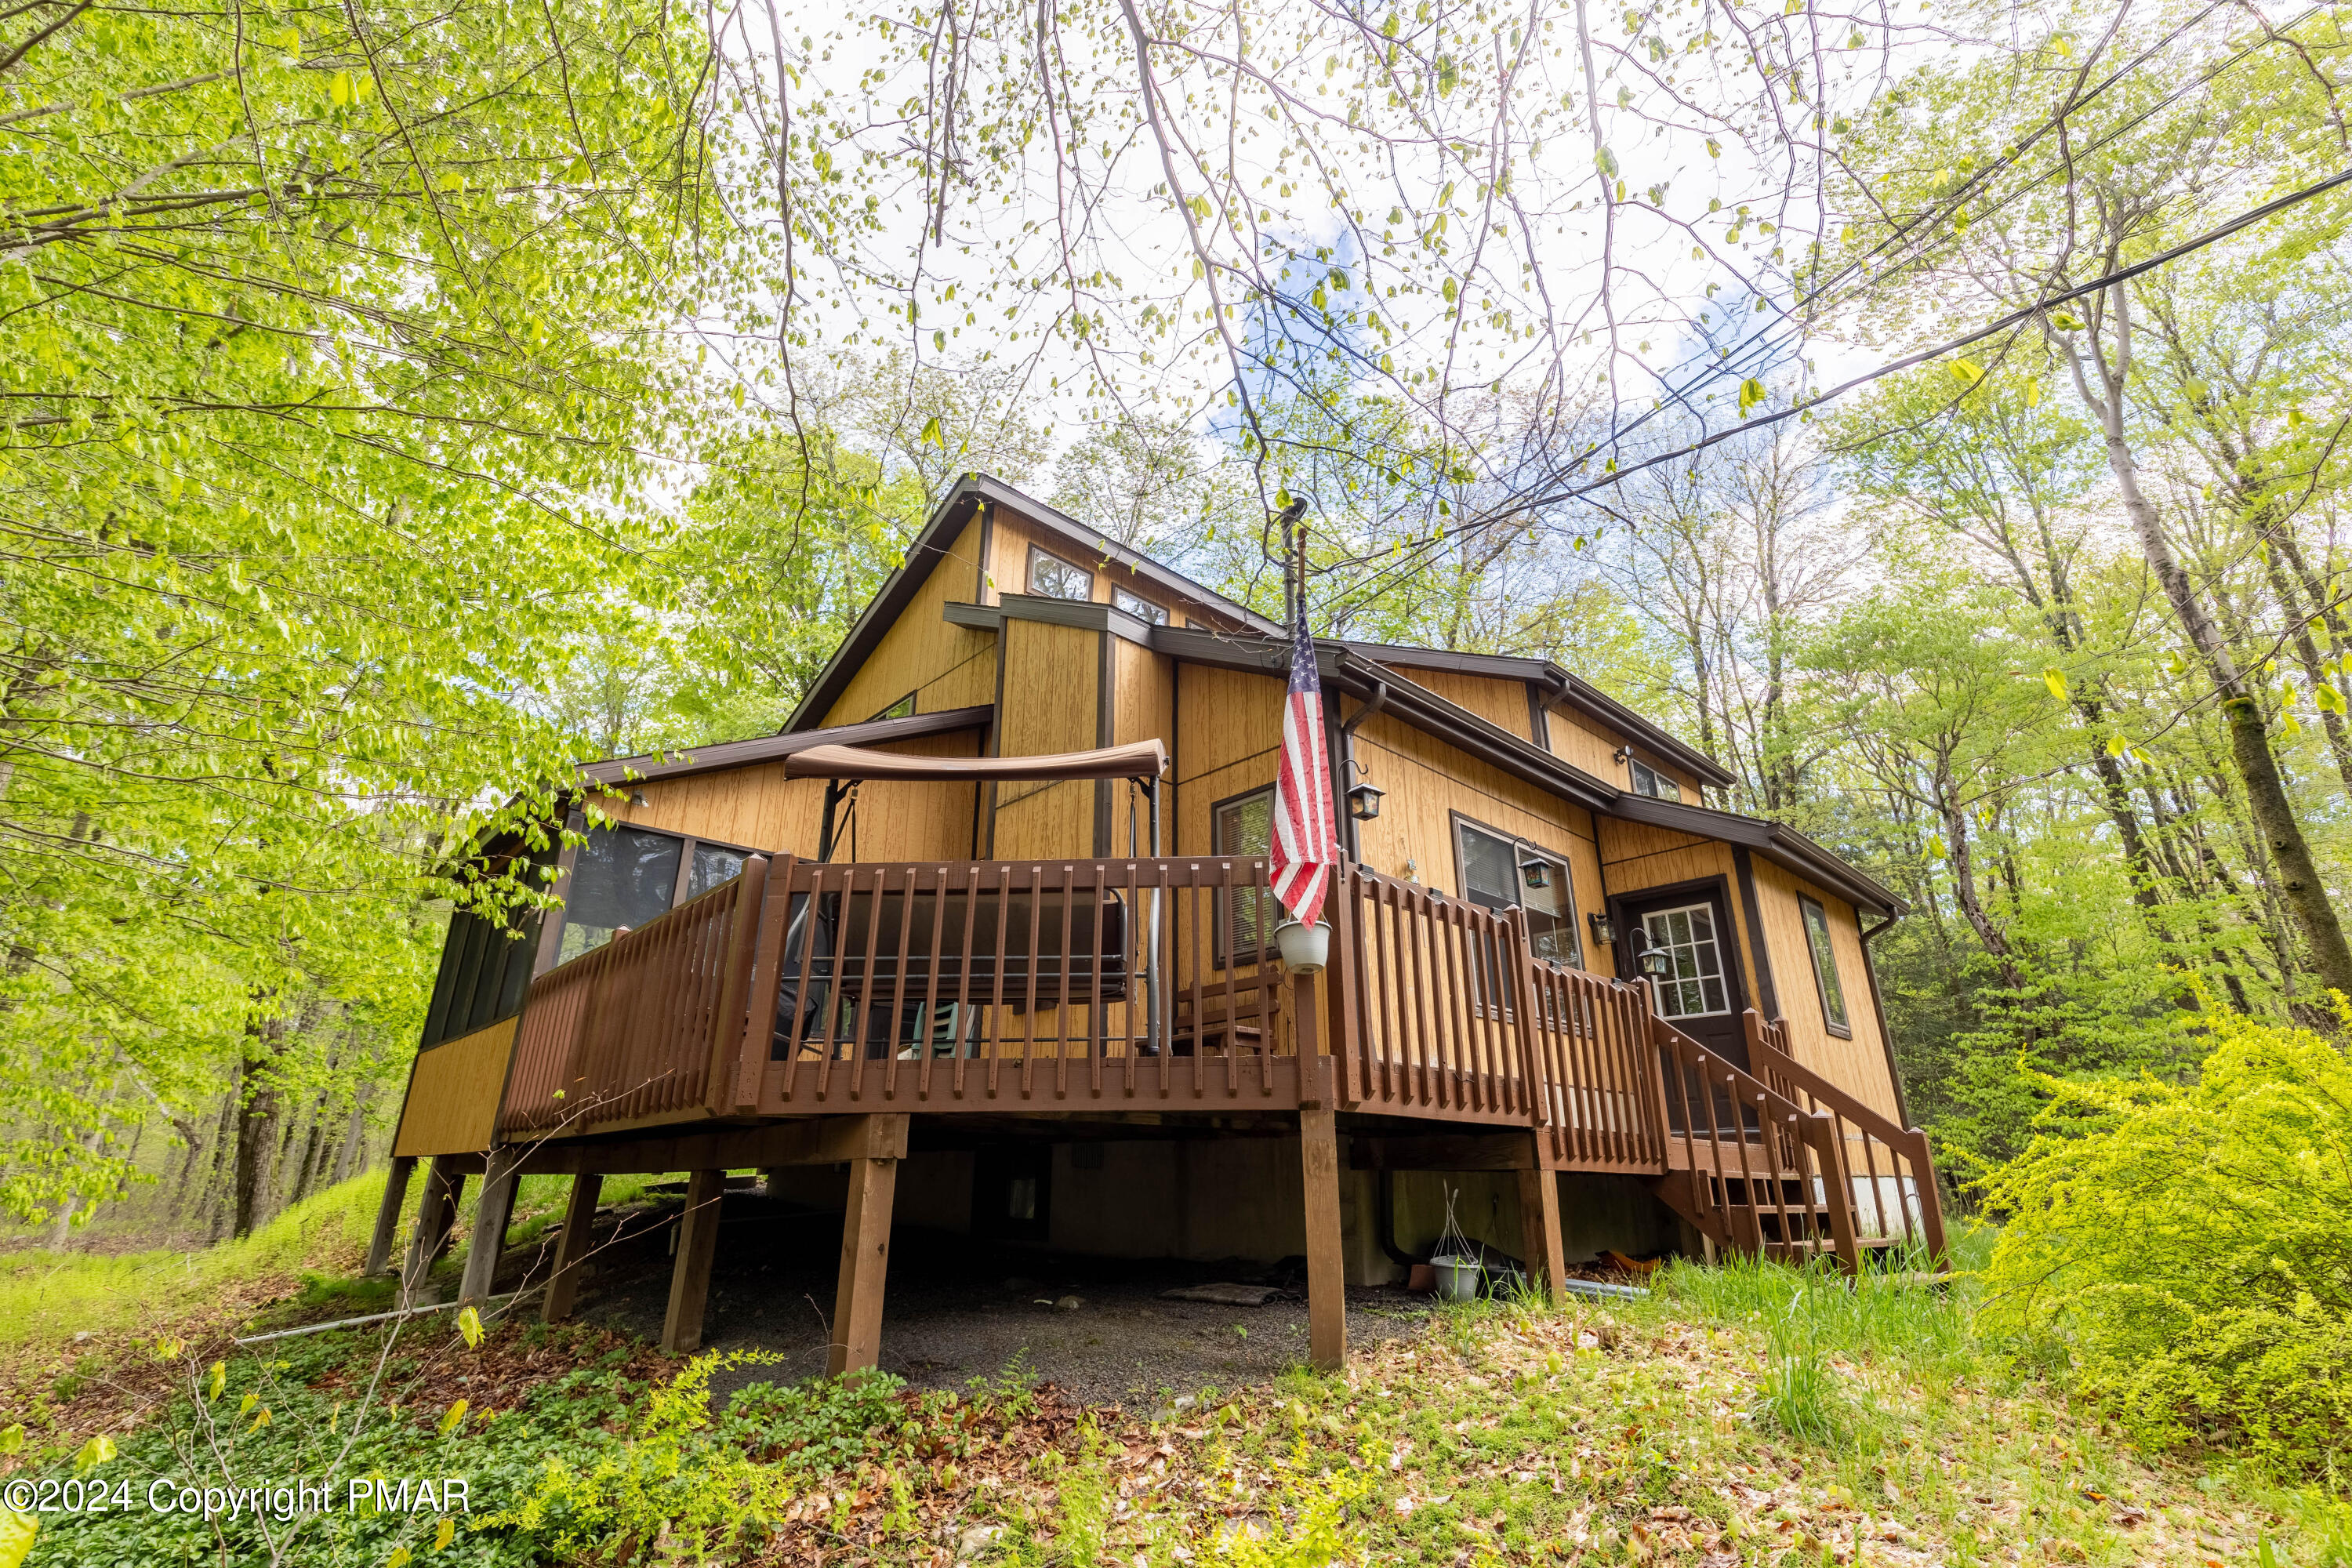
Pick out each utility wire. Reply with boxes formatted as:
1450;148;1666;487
1316;162;2352;616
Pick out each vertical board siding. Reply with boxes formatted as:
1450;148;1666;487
823;517;1000;726
597;731;983;860
1348;711;1610;978
1386;668;1537;740
393;1017;517;1156
1748;859;1904;1120
990;619;1102;859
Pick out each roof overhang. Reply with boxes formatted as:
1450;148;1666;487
578;706;993;789
781;739;1167;783
1611;795;1907;917
1151;626;1620;813
782;474;1277;735
1339;640;1736;790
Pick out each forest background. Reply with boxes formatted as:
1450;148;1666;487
0;0;2347;1250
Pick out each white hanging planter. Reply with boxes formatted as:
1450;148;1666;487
1273;919;1331;974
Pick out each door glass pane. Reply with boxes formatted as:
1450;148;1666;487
688;843;747;900
557;826;682;962
1642;903;1730;1018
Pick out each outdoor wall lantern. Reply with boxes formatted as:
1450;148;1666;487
1588;911;1618;947
1519;856;1552;891
1346;781;1386;820
1637;946;1676;982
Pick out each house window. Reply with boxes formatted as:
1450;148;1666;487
688;843;748;900
870;692;915;720
558;825;683;962
553;822;757;963
1112;586;1167;625
1628;757;1682;802
1212;787;1275;960
1027;546;1093;601
1798;895;1852;1036
1454;819;1581;967
1639;903;1731;1018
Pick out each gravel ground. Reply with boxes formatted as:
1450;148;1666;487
569;1189;1441;1408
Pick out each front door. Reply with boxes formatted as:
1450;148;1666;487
1615;884;1750;1070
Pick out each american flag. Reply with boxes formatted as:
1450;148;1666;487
1269;602;1338;926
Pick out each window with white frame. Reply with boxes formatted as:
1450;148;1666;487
1211;788;1275;960
1026;546;1093;601
1639;903;1732;1018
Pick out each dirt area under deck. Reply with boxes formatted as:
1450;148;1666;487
554;1185;1444;1408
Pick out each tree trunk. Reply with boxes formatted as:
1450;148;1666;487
2066;297;2352;1001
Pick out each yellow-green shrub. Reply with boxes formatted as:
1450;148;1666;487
1978;1011;2351;1472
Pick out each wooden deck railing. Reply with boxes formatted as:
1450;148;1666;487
485;852;1947;1271
499;857;768;1136
1743;1013;1948;1262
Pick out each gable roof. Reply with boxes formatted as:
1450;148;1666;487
579;705;992;788
781;474;1278;734
1338;641;1737;791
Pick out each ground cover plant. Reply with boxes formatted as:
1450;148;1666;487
11;1214;2348;1567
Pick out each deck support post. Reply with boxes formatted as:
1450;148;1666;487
1299;1104;1348;1371
365;1156;416;1276
402;1157;466;1298
543;1173;603;1323
661;1169;726;1356
827;1118;905;1375
457;1151;521;1305
1516;1151;1568;1301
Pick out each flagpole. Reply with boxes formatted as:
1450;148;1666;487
1276;496;1307;630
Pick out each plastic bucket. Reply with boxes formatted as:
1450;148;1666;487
1430;1254;1483;1303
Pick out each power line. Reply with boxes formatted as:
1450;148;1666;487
1315;162;2352;616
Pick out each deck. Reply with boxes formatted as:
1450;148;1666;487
387;851;1947;1368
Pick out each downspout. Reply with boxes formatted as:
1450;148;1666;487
1375;1168;1419;1269
1859;913;1914;1128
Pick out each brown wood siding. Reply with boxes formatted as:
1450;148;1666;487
989;617;1102;858
596;731;982;860
1597;819;1755;1000
1545;703;1705;800
1399;669;1537;741
1347;711;1610;977
1112;639;1177;850
1173;662;1284;855
393;1016;516;1156
1748;858;1903;1120
822;517;999;726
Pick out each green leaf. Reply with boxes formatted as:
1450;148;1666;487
2042;667;2069;701
71;1435;114;1475
440;1397;470;1434
456;1305;484;1348
920;416;946;449
0;1511;33;1568
1949;358;1984;387
1594;147;1619;179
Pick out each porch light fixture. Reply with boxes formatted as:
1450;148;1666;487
1346;781;1386;820
1519;857;1552;891
1588;911;1617;947
1637;946;1675;982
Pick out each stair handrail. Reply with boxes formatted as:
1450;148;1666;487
1648;1012;1885;1274
1741;1012;1949;1265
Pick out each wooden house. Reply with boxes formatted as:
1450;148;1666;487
376;475;1946;1373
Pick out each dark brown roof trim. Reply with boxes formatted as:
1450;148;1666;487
946;593;1157;647
579;706;993;788
1338;640;1736;789
1610;795;1907;917
782;475;1276;734
1150;626;1618;813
